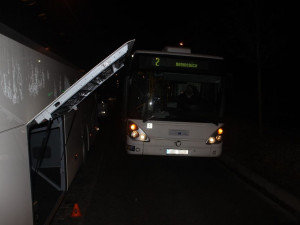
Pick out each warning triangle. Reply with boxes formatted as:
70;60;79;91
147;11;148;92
71;203;82;217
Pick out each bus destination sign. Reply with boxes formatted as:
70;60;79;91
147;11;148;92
139;55;211;72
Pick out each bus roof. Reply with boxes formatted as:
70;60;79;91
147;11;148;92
162;46;192;54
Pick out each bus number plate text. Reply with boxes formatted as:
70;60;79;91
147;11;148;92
166;149;189;155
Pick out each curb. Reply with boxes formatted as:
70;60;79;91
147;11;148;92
218;154;300;217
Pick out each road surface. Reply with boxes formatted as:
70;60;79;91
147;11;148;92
50;117;299;225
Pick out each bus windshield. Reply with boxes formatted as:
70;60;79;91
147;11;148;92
127;65;225;123
123;50;227;157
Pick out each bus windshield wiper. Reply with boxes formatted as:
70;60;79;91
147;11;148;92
142;104;155;122
143;113;155;122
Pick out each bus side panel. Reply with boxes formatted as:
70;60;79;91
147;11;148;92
82;93;99;153
0;31;78;134
64;94;99;189
0;126;33;225
0;24;98;223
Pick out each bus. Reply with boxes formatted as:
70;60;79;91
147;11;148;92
122;46;227;157
0;23;134;225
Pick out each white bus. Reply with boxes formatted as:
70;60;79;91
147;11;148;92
0;23;134;225
123;46;226;157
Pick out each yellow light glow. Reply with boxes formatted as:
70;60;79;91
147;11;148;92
217;128;223;135
208;137;216;144
140;133;146;141
130;123;137;131
216;135;222;142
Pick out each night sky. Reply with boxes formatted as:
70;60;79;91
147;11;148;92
0;0;298;127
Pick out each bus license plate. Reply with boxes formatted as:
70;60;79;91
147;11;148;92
166;149;189;155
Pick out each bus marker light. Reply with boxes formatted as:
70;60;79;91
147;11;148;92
130;123;138;131
217;128;223;135
147;123;153;129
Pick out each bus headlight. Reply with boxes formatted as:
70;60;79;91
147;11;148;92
208;137;216;144
216;135;222;142
130;130;139;138
128;121;150;142
206;127;223;145
140;133;147;141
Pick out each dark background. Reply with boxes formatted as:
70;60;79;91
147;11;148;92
0;0;298;128
2;1;300;218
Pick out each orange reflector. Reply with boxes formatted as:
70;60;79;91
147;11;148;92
217;128;223;135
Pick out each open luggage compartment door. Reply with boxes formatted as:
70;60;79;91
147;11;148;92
31;39;135;125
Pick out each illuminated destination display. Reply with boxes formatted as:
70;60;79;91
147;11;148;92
152;56;199;69
175;62;198;68
137;54;225;74
136;54;225;75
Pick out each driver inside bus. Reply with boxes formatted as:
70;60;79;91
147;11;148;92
177;85;199;109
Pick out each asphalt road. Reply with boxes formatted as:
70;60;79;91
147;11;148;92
50;117;299;225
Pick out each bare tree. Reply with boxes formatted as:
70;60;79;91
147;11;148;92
220;1;287;136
